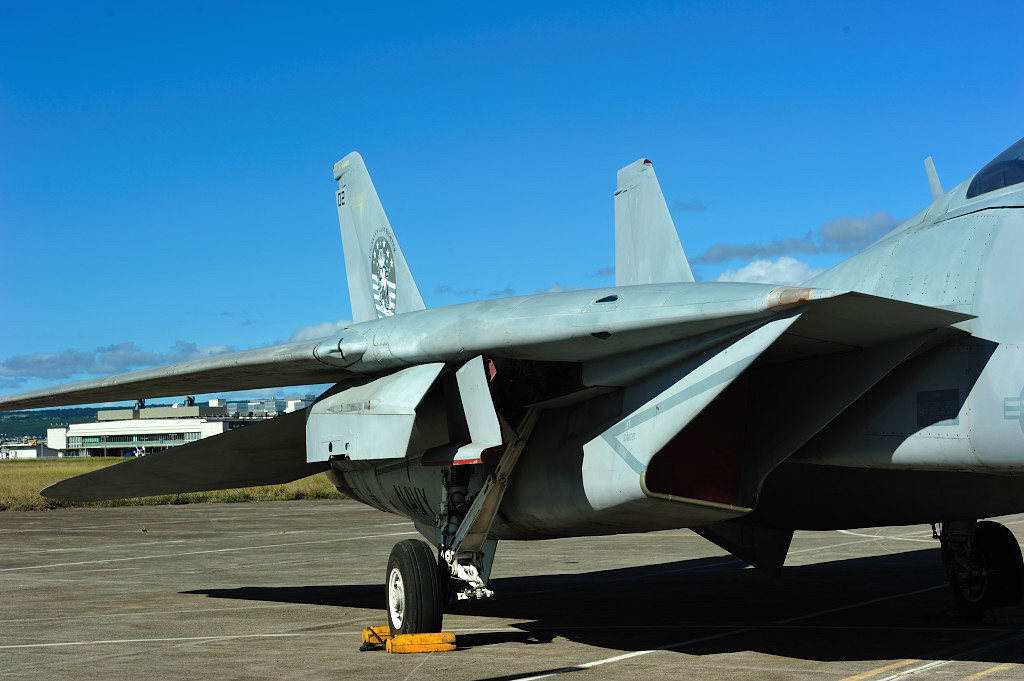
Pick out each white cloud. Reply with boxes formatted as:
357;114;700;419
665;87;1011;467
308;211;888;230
0;349;95;380
0;341;236;386
695;211;898;264
289;320;351;342
716;257;824;285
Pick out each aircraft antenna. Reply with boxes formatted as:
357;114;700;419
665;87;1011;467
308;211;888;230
924;156;944;201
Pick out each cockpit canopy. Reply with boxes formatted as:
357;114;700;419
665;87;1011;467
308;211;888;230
967;136;1024;199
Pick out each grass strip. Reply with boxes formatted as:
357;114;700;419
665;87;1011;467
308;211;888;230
0;458;343;511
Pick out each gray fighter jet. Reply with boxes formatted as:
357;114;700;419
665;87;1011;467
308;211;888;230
4;137;1024;634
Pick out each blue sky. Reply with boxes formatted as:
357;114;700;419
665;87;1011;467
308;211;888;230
1;1;1022;400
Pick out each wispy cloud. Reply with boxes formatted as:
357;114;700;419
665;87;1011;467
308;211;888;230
488;286;515;297
716;256;824;285
586;266;614;279
694;211;898;264
673;199;706;212
537;283;566;294
0;341;235;386
434;285;481;297
289;320;351;342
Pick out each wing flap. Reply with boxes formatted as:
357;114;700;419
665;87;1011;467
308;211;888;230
42;409;324;501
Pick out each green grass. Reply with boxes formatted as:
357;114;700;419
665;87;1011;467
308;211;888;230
0;458;343;511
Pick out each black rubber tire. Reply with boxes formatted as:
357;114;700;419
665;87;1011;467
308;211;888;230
385;539;443;635
950;521;1024;613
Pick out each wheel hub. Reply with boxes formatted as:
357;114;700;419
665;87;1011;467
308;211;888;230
387;567;405;629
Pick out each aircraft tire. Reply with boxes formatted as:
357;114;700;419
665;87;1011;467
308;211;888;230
385;539;444;635
950;521;1024;614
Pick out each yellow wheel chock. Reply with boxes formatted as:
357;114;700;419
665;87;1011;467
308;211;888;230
360;626;456;653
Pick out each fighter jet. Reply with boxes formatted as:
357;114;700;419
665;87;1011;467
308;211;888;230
3;137;1024;635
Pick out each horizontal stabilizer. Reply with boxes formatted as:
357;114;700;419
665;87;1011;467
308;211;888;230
42;410;326;501
614;159;694;286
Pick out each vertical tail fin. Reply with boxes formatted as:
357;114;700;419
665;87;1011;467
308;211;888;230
334;152;426;323
614;159;695;286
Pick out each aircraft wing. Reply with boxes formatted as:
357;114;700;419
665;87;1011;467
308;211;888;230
0;338;358;411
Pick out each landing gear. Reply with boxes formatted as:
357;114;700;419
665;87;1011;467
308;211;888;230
379;401;541;633
939;520;1024;614
385;539;444;635
437;408;541;603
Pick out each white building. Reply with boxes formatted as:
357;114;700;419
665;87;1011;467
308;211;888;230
1;441;61;459
45;400;258;458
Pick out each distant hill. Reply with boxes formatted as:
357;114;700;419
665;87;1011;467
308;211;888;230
0;406;171;439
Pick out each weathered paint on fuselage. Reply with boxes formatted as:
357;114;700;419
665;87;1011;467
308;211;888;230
333;171;1024;539
798;180;1024;474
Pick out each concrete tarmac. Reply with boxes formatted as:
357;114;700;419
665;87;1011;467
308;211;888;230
3;500;1024;681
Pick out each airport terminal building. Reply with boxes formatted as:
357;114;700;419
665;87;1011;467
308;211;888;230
42;397;313;458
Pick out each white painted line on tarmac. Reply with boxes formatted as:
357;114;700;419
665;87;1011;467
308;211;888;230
868;630;1024;681
0;503;374;533
873;659;950;679
516;595;1024;681
0;625;525;650
837;530;934;543
0;603;297;624
515;584;948;681
789;528;940;555
0;631;344;650
519;529;943;598
0;530;418;572
0;539;188;558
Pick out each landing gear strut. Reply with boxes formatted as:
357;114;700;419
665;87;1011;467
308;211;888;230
437;408;540;603
381;407;540;634
938;520;1024;614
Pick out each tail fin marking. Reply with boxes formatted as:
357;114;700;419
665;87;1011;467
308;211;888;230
334;153;426;323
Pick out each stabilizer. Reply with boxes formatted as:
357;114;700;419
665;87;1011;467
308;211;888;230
41;410;325;501
334;153;426;323
614;159;695;286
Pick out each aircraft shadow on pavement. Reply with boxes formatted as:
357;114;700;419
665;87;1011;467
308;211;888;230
186;547;1024;666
